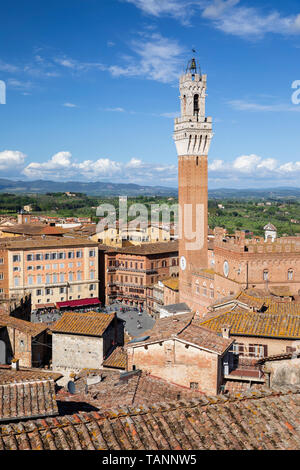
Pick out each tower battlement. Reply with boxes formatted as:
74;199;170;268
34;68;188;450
214;227;300;254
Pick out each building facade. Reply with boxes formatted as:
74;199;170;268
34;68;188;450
103;241;179;310
0;237;99;310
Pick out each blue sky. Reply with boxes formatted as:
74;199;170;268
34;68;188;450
0;0;300;188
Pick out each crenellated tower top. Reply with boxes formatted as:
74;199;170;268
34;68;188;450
174;57;213;157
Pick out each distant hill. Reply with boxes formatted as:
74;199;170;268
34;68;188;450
0;179;299;199
0;179;178;197
208;187;300;200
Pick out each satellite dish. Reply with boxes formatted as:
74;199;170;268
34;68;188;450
67;381;76;394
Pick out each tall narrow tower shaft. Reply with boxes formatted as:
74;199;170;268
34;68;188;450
174;58;213;311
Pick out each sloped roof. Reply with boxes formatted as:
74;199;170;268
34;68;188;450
162;277;179;291
200;310;300;339
0;314;48;337
128;313;232;355
103;347;127;369
264;223;277;231
51;312;115;337
0;368;59;422
1;386;300;449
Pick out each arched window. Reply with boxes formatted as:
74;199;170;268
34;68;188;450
263;270;269;281
193;94;199;115
183;95;186;114
288;269;294;280
210;283;214;299
203;282;207;297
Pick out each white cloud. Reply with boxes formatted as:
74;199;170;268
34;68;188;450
208;154;300;186
21;151;178;183
54;57;106;73
108;32;186;83
7;79;33;91
124;0;300;38
124;0;196;24
0;150;27;172
228;99;300;112
105;107;126;112
63;102;78;108
2;148;300;187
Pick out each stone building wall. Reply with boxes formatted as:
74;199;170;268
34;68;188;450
52;333;103;376
127;339;221;395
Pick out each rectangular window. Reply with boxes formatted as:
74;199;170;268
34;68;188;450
68;262;73;268
45;253;50;260
27;254;33;261
60;273;65;283
36;254;43;261
69;272;73;282
13;267;20;272
77;272;82;281
14;277;20;287
0;258;4;264
190;382;199;390
58;252;65;260
51;252;58;260
90;271;95;280
46;274;51;284
0;273;3;280
53;274;58;283
68;251;74;259
37;275;42;284
13;255;21;263
89;249;95;257
76;251;82;258
36;289;42;296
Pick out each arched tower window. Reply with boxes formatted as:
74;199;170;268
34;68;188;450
263;270;269;281
194;94;199;116
183;95;186;114
288;269;294;280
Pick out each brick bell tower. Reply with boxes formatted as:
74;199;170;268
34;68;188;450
174;57;213;311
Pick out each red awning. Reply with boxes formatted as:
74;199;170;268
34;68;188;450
36;303;56;309
56;298;101;309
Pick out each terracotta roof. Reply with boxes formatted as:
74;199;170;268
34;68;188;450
128;313;232;355
0;237;97;250
200;310;300;339
0;368;59;422
103;347;127;369
177;323;233;355
162;277;179;291
130;313;194;344
1;386;300;449
104;241;178;256
51;312;115;337
57;369;203;413
264;223;277;231
0;367;63;385
0;314;48;337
